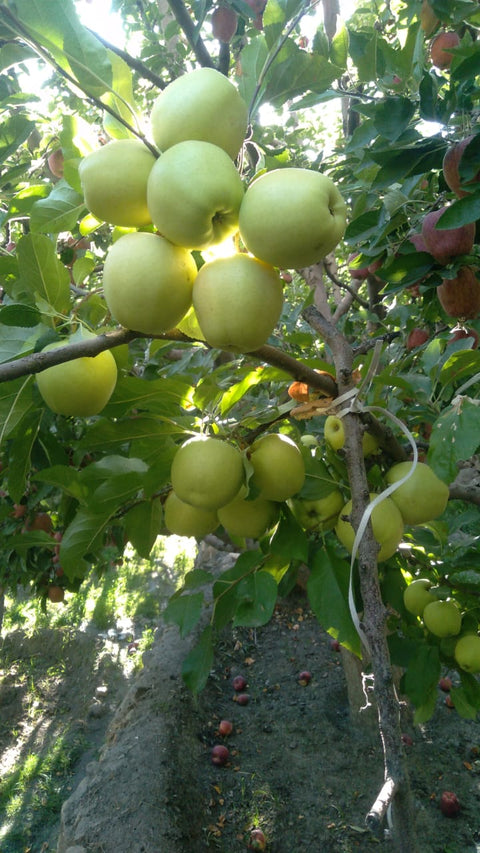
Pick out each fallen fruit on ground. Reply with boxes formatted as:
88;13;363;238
403;579;436;617
164;491;219;538
423;600;462;638
248;828;267;851
211;744;230;766
78;139;155;227
335;494;404;562
218;720;233;736
247;433;305;501
385;461;449;525
298;670;311;685
438;677;452;692
439;791;460;817
36;339;118;417
235;692;250;705
454;634;480;673
192;253;283;352
239;168;347;269
150;66;248;159
170;435;244;511
233;675;247;692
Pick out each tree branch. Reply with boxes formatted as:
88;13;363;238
166;0;214;68
366;776;397;837
88;30;167;90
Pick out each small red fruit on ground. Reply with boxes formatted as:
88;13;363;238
233;674;247;692
445;694;455;708
218;719;233;736
439;791;460;817
248;828;267;850
438;677;452;692
401;733;413;746
330;638;341;652
298;670;312;686
211;744;229;766
235;693;250;705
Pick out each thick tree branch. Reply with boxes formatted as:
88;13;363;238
166;0;214;68
366;776;397;837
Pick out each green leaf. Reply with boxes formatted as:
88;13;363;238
0;377;34;445
439;350;480;388
102;375;194;419
181;625;214;693
16;233;71;315
62;22;112;98
220;366;288;415
269;509;308;562
413;687;438;724
233;570;278;627
428;397;480;484
60;507;114;576
163;592;204;638
30;181;86;234
330;23;348;70
404;644;441;708
0;304;41;327
348;29;377;82
449;685;479;720
307;545;362;657
436;195;480;229
213;550;264;630
237;38;269;116
77;417;185;453
7;410;42;503
33;464;87;502
123;498;163;559
0;114;35;165
359;97;416;143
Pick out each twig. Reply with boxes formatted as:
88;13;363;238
166;0;214;68
88;30;167;90
366;776;397;837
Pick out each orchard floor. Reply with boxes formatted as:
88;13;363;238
1;550;480;853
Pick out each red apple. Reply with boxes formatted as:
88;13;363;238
447;327;479;349
406;328;430;350
401;734;413;746
235;693;250;705
47;585;65;603
47;148;64;178
443;136;480;198
212;6;238;42
248;828;267;850
11;503;27;519
245;0;267;14
218;719;233;736
439;791;460;817
438;677;452;692
298;670;312;685
232;674;247;692
409;232;429;253
437;267;480;320
27;512;53;534
348;252;369;280
211;744;229;766
421;207;475;264
430;31;460;70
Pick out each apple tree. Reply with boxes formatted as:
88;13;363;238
1;0;480;848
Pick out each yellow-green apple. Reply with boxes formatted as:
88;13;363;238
239;168;347;269
421;207;475;264
192;254;283;352
164;490;219;538
443;136;480;198
454;634;480;673
385;461;449;525
420;0;438;35
171;435;244;510
147;141;244;250
437;267;480;320
150;67;248;160
103;232;197;335
403;578;436;616
423;599;462;638
78;139;155;227
430;31;460;70
247;433;305;501
36;339;117;416
324;415;379;457
335;494;404;562
218;493;279;539
289;489;344;532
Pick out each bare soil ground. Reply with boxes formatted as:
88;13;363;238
1;547;480;853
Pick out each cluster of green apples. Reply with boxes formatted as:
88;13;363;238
164;432;305;540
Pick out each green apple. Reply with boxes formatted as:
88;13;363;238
324;415;379;457
36;339;117;416
171;435;244;510
247;434;305;502
103;232;197;335
289;489;344;532
192;254;283;352
403;578;436;616
239;168;347;269
385;461;449;525
150;67;248;160
335;493;404;562
423;599;462;638
454;634;480;673
164;490;219;538
78;139;156;227
218;494;279;539
147;141;244;250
